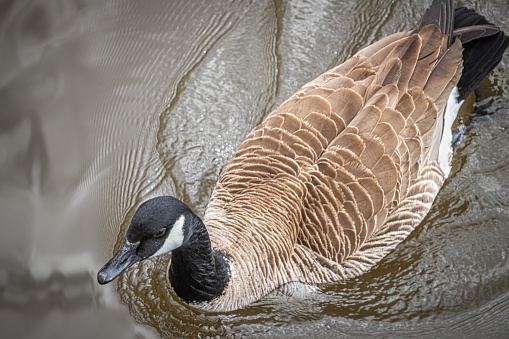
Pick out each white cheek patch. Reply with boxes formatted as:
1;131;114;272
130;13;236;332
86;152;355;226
151;215;186;257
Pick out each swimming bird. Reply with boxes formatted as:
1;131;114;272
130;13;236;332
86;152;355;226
97;0;509;312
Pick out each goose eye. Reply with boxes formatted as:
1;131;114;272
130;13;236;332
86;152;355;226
154;228;167;238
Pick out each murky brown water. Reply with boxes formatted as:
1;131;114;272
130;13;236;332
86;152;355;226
1;0;509;338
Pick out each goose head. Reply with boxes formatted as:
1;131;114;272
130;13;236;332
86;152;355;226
97;196;193;285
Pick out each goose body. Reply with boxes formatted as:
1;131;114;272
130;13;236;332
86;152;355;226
98;0;509;312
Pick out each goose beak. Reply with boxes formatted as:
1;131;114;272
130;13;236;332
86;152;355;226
97;241;141;285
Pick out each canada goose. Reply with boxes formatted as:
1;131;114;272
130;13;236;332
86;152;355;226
97;0;509;312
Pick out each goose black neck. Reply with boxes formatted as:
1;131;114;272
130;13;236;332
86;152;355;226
168;214;230;304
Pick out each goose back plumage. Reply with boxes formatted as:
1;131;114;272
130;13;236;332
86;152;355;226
196;1;508;312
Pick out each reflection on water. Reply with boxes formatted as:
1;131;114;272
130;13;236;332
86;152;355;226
1;0;509;338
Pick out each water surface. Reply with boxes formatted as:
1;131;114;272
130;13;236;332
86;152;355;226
1;0;509;338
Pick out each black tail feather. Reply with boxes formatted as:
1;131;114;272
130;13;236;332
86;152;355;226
453;7;509;101
454;7;489;27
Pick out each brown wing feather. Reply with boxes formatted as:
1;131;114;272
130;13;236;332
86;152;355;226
201;1;474;312
215;22;463;276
